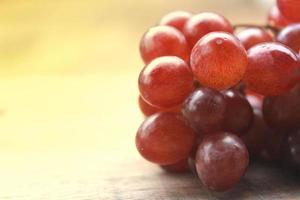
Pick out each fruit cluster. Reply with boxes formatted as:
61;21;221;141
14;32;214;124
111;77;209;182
136;0;300;192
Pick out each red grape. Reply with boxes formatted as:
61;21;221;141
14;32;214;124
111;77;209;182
183;12;233;47
182;88;227;134
136;112;196;165
138;95;162;116
242;108;272;156
190;32;247;90
263;84;300;131
237;28;273;50
139;26;190;64
139;56;194;108
160;159;190;173
277;24;300;53
283;128;300;169
245;90;264;109
244;42;300;96
222;90;254;135
268;6;292;28
277;0;300;21
195;132;249;192
159;11;192;32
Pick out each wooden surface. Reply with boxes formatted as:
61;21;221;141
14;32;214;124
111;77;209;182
1;0;295;199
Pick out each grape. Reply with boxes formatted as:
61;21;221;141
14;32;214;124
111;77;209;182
263;84;300;131
260;131;287;162
139;56;194;108
222;90;254;135
245;90;264;109
277;0;300;21
195;132;249;192
277;24;300;53
183;12;233;47
244;42;300;96
190;32;247;90
237;28;273;50
241;108;271;156
138;96;162;116
283;128;300;169
136;112;196;165
268;6;292;28
182;88;226;134
139;26;190;64
159;11;192;32
160;159;190;173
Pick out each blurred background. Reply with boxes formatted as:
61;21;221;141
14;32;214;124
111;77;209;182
0;0;275;198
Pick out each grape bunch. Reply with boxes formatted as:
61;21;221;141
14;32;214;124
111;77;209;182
136;0;300;192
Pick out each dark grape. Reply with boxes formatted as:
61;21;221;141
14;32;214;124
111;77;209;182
182;88;227;134
159;11;192;32
195;132;249;192
277;23;300;53
222;90;254;135
139;56;194;108
244;42;300;96
237;28;273;50
242;108;272;156
277;0;300;21
190;32;247;90
139;26;190;64
136;112;196;165
183;12;233;47
263;84;300;131
283;128;300;169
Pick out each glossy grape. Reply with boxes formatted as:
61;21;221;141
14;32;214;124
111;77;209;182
136;112;196;165
182;88;227;134
277;0;300;21
159;11;192;32
237;28;273;50
263;84;300;130
245;90;264;109
277;24;300;53
244;42;300;96
139;56;194;108
160;159;190;173
190;32;247;90
242;108;271;156
139;26;190;64
283;128;300;169
138;96;162;116
183;12;233;47
268;6;292;28
222;90;254;135
195;132;249;192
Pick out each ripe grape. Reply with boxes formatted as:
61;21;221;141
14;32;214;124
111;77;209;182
159;11;192;32
245;90;264;109
183;12;233;47
195;132;249;192
160;159;190;173
283;128;300;169
139;26;190;64
138;96;162;116
182;88;226;134
263;84;300;131
136;112;196;165
241;108;271;156
277;0;300;21
237;28;273;50
277;24;300;53
222;90;254;135
139;56;194;108
244;42;300;96
190;32;247;90
268;6;292;28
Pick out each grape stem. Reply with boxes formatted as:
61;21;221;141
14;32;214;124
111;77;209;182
233;24;281;35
